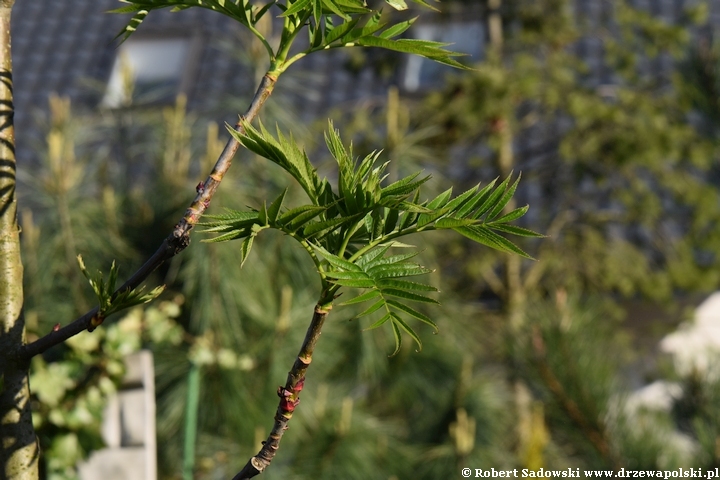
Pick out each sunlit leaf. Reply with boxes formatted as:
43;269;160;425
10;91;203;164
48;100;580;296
490;224;544;238
382;288;439;304
354;299;385;318
385;0;408;10
434;217;479;229
488;205;529;225
376;278;437;292
340;289;381;305
454;225;533;259
488;174;521;220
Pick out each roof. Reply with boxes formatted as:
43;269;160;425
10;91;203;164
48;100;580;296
9;0;720;164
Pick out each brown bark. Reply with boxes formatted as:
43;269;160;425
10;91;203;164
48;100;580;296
0;1;39;478
232;303;330;479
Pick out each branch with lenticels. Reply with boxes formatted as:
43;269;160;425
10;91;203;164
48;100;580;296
17;73;278;361
231;302;330;480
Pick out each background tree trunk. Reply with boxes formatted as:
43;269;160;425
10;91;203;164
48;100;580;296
0;1;39;478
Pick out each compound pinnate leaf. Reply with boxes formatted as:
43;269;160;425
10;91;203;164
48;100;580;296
386;299;438;332
340;289;381;306
490;224;544;238
454;225;533;259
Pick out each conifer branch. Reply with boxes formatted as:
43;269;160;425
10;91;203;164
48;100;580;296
531;326;620;470
17;73;279;361
232;302;331;479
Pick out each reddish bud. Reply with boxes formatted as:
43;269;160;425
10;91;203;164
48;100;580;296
294;378;305;393
280;397;300;413
52;323;61;332
196;181;205;194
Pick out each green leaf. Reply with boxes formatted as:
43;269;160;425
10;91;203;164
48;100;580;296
364;251;421;270
355;36;470;70
389;317;402;355
454;225;533;259
398;191;421;229
385;0;408;10
377;278;437;291
427;187;453;209
108;4;146;15
114;9;149;43
443;186;479;214
434;217;479;229
382;288;439;304
240;236;254;267
456;179;498;217
202;229;249;243
379;17;416;39
267;188;287;224
303;216;350;237
258;201;268;226
488;174;521;220
384;208;400;234
391;312;423;351
340;289;381;305
408;0;440;11
354;300;385;318
473;176;510;219
321;251;362;272
325;270;371;280
232;121;320;203
488;205;529;225
356;245;392;268
368;263;432;278
201;210;260;226
254;1;276;21
387;299;438;332
324;17;360;45
278;205;326;226
396;201;432;213
490;224;544;238
365;312;392;331
282;0;312;17
381;172;430;198
332;278;376;288
417;208;449;228
321;0;349;19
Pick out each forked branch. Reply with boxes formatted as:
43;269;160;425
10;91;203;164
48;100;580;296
17;73;278;361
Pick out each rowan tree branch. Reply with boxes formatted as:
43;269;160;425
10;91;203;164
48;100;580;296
231;302;331;480
17;73;278;361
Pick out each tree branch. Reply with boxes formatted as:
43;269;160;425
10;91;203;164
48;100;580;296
231;302;330;480
17;73;278;361
530;326;619;469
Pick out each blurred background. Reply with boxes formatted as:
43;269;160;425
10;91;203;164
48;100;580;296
14;0;720;478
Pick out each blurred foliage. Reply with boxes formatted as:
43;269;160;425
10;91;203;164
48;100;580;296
19;0;720;478
419;0;720;304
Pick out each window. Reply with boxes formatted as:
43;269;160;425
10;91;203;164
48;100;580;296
102;36;199;107
402;21;484;93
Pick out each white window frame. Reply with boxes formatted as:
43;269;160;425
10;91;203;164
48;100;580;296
402;21;484;93
102;31;202;108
